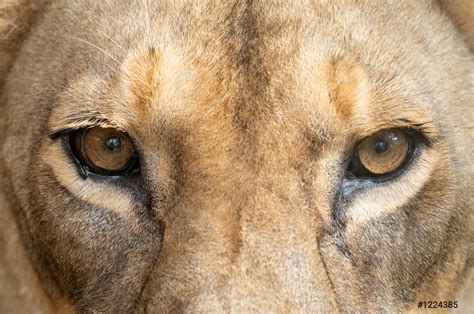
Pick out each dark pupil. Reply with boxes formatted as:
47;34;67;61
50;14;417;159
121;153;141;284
105;136;122;151
373;140;388;154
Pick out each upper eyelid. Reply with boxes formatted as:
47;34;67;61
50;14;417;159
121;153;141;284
47;87;127;139
354;118;439;146
48;118;125;140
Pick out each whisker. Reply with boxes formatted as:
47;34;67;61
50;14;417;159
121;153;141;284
67;35;150;87
96;29;128;53
142;0;151;45
67;35;125;67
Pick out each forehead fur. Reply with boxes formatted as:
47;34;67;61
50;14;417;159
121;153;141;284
46;0;454;145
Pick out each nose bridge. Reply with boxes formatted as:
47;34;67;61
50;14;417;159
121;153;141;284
137;9;340;307
218;148;338;311
144;130;339;311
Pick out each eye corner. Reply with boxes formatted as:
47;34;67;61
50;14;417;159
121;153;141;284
49;128;77;141
405;127;437;148
397;118;439;145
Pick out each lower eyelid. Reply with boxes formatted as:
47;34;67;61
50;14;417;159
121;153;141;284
339;146;439;226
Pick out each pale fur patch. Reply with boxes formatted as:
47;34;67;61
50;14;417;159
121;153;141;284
42;142;137;223
347;148;440;228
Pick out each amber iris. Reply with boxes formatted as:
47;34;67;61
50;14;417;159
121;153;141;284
72;127;135;173
357;129;409;175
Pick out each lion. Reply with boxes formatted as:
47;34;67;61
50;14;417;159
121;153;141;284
0;0;472;312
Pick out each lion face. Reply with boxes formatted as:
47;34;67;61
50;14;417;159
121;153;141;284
0;0;472;312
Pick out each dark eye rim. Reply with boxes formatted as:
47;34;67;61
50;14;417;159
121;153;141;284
345;128;424;181
66;128;140;178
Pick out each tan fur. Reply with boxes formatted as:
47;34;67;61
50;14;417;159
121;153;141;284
1;0;473;312
326;58;367;122
440;0;474;50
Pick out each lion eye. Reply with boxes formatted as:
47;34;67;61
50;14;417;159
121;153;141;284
69;127;139;176
349;129;411;177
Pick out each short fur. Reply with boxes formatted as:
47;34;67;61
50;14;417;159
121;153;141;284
0;0;473;312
